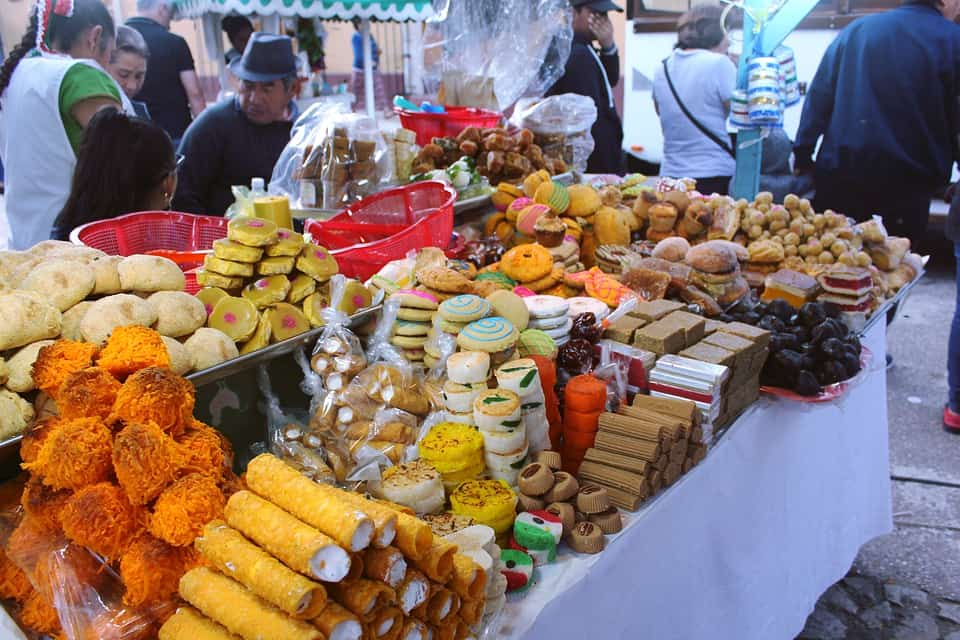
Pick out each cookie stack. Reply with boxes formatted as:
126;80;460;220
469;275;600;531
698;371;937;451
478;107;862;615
524;295;572;347
449;479;518;537
456;317;519;366
437;294;493;336
595;245;641;275
566;296;609;323
473;388;527;487
443;352;491;426
547;240;582;272
367;460;446;515
389;290;440;362
495;358;550;454
418;422;485;493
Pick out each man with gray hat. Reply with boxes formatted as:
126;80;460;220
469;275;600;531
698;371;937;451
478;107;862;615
548;0;624;174
173;33;299;215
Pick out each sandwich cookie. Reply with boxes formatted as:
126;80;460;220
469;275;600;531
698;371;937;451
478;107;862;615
397;308;435;322
395;320;431;337
438;295;492;323
541;318;573;341
438;319;468;335
527;313;569;331
523;295;570;319
473;389;522;432
391;288;439;310
457;317;518;354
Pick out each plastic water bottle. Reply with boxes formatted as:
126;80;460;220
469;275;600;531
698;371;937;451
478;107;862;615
251;177;267;198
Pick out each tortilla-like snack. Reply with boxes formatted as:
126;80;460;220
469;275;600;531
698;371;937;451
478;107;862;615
449;554;486;601
313;602;362;640
427;587;459;625
397;569;430;614
224;491;351;582
196;521;327;619
458;597;483;625
412;538;456;584
245;454;376;551
325;578;396;617
364;547;407;589
179;567;323;640
159;606;241;640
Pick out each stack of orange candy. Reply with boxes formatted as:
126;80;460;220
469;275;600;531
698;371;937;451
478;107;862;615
561;374;609;474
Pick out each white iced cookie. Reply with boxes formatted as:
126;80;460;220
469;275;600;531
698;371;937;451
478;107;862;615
447;351;490;385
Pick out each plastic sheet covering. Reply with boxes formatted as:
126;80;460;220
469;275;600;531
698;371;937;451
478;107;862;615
509;94;598;172
422;0;573;111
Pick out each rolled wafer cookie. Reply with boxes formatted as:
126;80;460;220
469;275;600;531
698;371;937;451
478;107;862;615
397;569;431;614
179;567;322;640
224;491;351;582
158;606;239;640
195;521;327;619
363;546;408;589
401;618;430;640
325;579;395;617
412;537;457;583
313;602;363;640
449;553;486;600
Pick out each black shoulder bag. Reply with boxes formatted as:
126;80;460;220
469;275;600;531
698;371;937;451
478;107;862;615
662;58;736;159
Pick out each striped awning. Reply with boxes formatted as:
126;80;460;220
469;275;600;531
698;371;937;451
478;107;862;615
176;0;435;20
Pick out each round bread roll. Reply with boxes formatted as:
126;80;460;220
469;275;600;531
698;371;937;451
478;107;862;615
0;251;35;287
90;255;124;295
0;358;8;386
184;327;239;371
651;237;691;262
61;301;94;341
18;259;96;311
26;240;76;256
43;245;107;263
6;340;55;393
685;240;740;274
0;292;62;351
710;239;749;262
161;336;193;376
117;255;186;292
80;293;158;345
0;389;34;440
147;291;207;338
34;391;59;420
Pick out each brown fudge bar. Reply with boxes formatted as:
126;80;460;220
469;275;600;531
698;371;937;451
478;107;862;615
630;299;685;323
679;342;736;369
633;320;685;355
603;316;647;344
717;321;771;349
663;310;706;347
703;319;726;336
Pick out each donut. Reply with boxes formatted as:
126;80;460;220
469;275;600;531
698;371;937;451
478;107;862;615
242;275;290;308
500;244;553;283
296;243;339;282
227;216;278;247
438;295;492;323
208;296;259;342
456;317;518;353
266;302;310;342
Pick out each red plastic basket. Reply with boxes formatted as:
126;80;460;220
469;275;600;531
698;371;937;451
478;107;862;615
304;181;457;281
70;211;228;293
396;106;502;146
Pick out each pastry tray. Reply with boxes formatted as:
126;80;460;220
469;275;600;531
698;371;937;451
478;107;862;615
0;304;383;458
858;268;925;336
452;171;575;217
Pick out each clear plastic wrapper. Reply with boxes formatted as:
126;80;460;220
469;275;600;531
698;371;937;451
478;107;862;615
509;94;598;172
269;102;390;209
422;0;573;111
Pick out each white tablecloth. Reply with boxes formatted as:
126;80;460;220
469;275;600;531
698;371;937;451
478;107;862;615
499;322;892;640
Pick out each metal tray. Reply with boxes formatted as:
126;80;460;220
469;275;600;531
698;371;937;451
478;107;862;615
859;268;925;336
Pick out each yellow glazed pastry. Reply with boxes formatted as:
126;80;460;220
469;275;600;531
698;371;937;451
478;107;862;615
196;269;243;290
204;255;254;278
242;275;290;308
449;479;517;534
257;256;296;276
266;228;305;257
287;273;317;304
302;291;330;328
296;244;339;282
196;287;229;318
240;313;272;354
208;296;259;342
213;238;263;263
418;422;484;474
340;280;372;315
227;216;279;247
266;303;311;342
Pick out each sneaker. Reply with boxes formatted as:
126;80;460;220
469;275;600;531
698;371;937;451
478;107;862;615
885;354;894;370
944;406;960;434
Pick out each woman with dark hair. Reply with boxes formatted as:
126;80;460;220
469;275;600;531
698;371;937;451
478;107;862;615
651;4;737;195
0;0;135;249
52;108;177;240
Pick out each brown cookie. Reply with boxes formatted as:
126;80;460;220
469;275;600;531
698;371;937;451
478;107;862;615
416;267;473;294
517;463;554;496
533;450;562;471
567;521;604;554
588;507;623;534
545;502;576;536
576;484;611;514
525;267;564;292
543;471;579;503
517;493;546;513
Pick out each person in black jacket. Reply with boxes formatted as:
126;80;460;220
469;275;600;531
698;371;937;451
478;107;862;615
548;0;624;175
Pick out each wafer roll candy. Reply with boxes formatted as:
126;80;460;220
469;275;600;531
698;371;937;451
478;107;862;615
196;521;327;619
368;606;403;638
398;569;431;614
364;546;408;589
385;508;434;560
313;602;362;640
412;537;457;583
427;587;459;624
458;597;484;626
432;623;457;640
454;619;472;640
347;552;366;582
179;567;323;640
245;454;375;551
401;618;430;640
449;554;486;600
159;606;240;640
326;578;396;617
224;491;351;582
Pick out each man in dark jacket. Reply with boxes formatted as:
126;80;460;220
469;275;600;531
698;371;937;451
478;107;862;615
794;0;960;243
173;34;298;215
548;0;624;175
